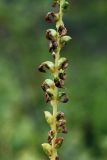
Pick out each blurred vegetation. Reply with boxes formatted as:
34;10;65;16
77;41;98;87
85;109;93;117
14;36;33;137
0;0;107;160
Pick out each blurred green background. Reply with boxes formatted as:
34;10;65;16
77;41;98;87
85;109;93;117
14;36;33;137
0;0;107;160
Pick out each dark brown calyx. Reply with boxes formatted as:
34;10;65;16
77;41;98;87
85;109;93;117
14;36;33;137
59;92;69;103
52;0;60;7
41;82;49;92
58;25;67;36
38;63;49;73
58;58;69;71
49;41;58;53
48;130;55;144
46;30;53;41
59;70;67;80
46;29;57;41
56;112;68;134
45;92;51;103
56;112;65;121
54;78;64;88
61;59;69;70
55;156;59;160
55;137;64;148
45;12;59;23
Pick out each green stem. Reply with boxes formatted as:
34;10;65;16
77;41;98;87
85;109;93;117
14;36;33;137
50;1;65;160
51;100;58;160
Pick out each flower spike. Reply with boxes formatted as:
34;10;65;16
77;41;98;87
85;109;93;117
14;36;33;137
38;0;71;159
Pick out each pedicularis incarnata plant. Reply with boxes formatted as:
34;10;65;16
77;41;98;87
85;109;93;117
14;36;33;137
38;0;71;159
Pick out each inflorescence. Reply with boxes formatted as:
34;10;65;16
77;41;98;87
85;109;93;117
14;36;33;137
38;0;71;159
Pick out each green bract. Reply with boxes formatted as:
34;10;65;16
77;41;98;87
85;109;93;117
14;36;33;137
44;111;54;125
42;143;52;156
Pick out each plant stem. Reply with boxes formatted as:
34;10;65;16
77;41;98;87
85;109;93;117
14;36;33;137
50;1;65;159
51;100;58;160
